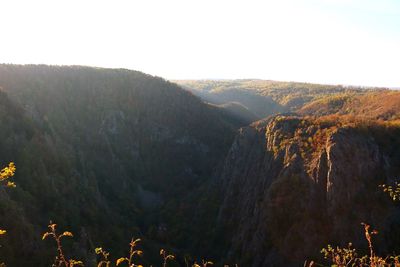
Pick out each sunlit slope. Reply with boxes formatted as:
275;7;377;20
175;79;383;121
0;64;236;265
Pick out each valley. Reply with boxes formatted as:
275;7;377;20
0;65;399;266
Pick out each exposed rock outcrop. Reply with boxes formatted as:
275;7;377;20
218;116;400;266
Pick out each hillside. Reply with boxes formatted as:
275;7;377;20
0;65;237;266
299;90;400;120
175;80;381;120
211;102;260;125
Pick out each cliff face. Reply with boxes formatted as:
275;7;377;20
218;116;400;266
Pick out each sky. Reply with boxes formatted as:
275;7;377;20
0;0;399;87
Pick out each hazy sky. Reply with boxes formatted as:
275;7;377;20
0;0;399;87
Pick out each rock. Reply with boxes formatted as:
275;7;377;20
217;116;400;266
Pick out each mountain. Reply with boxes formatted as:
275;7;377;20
216;113;400;266
0;64;237;266
175;79;400;266
0;65;399;266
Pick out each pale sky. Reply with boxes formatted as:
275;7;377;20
0;0;399;87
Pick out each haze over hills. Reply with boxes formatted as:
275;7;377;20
0;65;399;266
175;79;387;124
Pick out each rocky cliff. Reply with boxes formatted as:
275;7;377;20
217;115;400;266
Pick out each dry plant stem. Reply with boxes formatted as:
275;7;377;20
50;224;68;267
42;223;78;267
95;247;110;267
116;238;143;266
362;223;378;267
129;238;135;266
160;249;175;267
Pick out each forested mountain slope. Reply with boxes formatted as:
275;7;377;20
0;65;237;266
299;90;400;120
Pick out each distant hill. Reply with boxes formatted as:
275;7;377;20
175;79;383;121
175;80;283;118
299;90;400;120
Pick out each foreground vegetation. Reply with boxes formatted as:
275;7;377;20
41;222;217;267
304;181;400;267
2;159;400;266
